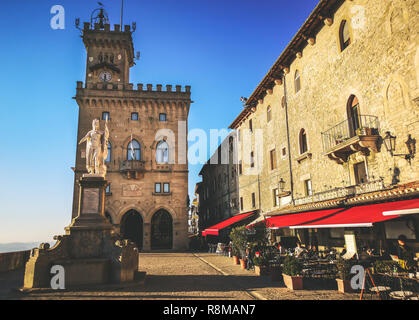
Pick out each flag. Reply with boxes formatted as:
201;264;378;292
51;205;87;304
130;133;136;160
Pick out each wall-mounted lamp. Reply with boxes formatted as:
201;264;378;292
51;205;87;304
279;178;286;192
383;131;416;164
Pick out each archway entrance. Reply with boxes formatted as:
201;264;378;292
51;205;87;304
151;209;173;250
120;209;143;250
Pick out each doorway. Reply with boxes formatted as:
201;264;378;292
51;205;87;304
120;209;143;250
151;209;173;250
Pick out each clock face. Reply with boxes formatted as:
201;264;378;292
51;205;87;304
98;71;112;82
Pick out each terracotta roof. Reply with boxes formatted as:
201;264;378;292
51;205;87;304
267;181;419;216
229;0;345;129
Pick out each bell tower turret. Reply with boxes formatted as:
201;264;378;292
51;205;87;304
77;5;135;86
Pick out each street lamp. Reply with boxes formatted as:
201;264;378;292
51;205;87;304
383;131;396;155
383;131;416;164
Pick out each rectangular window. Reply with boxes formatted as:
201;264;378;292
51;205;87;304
273;188;279;206
106;184;111;194
102;112;110;120
251;193;256;208
249;119;253;132
354;162;367;185
239;161;243;175
250;152;255;168
159;113;167;121
304;179;312;196
240;197;243;211
131;112;139;121
270;149;277;170
155;183;161;193
163;183;170;193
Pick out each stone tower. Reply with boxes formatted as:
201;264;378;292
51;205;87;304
72;9;191;251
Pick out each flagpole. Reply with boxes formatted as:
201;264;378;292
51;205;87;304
121;0;124;27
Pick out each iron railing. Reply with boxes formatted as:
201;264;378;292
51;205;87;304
321;115;379;152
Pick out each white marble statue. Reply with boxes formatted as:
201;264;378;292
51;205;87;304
79;118;109;177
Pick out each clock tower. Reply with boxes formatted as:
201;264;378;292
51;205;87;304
81;8;134;86
72;6;192;251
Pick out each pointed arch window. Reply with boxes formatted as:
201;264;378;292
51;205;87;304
347;95;361;137
294;70;301;93
339;20;351;51
127;139;141;160
156;140;169;164
299;129;308;154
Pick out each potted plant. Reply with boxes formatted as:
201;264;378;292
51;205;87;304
232;246;240;265
229;226;247;267
253;251;269;276
335;258;353;293
282;256;303;290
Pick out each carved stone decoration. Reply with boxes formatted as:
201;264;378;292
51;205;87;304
307;37;316;45
324;18;333;26
122;184;142;197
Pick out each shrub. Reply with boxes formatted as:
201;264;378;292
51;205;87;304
253;251;269;267
282;256;302;276
229;226;247;259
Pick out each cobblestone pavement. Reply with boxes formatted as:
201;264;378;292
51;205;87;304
1;252;360;300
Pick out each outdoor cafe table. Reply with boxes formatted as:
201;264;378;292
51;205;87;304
375;272;419;299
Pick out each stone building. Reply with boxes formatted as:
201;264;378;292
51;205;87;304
197;133;240;231
72;14;191;251
230;0;419;252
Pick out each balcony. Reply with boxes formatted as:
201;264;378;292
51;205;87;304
294;179;385;206
321;115;380;164
119;160;146;179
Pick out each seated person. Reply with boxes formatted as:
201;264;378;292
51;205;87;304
294;242;307;258
307;245;320;259
392;235;416;271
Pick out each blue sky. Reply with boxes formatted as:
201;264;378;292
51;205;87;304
0;0;318;242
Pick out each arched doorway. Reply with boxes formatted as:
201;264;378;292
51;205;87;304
151;209;173;250
120;209;143;250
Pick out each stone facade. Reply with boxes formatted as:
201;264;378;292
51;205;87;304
229;0;419;250
72;22;191;251
197;133;240;231
231;0;418;215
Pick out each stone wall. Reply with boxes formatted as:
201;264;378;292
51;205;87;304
0;250;30;273
235;0;418;213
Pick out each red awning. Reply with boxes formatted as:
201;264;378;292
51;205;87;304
290;198;419;229
202;211;257;236
265;208;344;229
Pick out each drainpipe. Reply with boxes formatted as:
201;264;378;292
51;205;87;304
283;72;294;205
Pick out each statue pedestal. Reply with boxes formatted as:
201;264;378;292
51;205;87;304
22;176;142;290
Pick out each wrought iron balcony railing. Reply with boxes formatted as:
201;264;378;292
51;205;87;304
321;115;380;152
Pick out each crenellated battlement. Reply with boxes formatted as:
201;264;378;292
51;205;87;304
77;81;191;94
83;22;132;34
